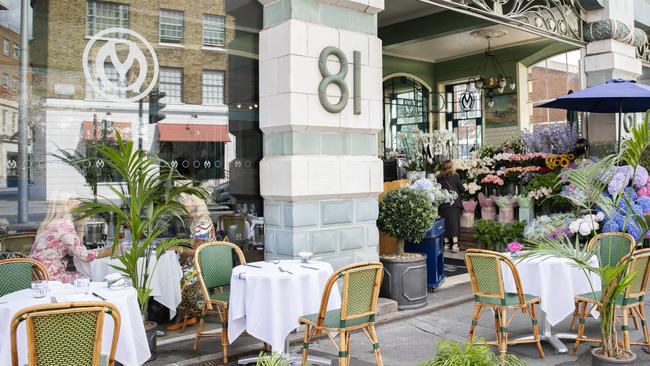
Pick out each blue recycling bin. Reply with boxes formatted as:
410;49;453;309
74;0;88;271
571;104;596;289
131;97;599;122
405;218;445;289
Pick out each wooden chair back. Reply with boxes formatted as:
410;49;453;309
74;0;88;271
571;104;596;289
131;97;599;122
465;249;526;306
587;232;636;267
194;241;246;304
10;302;120;366
622;248;650;301
0;258;50;297
1;233;37;255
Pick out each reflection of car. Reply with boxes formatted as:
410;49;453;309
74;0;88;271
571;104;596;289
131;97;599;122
213;181;236;208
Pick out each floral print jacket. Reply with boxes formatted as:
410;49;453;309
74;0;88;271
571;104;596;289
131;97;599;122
31;218;97;283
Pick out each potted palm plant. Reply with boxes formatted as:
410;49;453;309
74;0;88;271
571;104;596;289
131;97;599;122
378;187;436;310
522;114;650;365
73;133;208;357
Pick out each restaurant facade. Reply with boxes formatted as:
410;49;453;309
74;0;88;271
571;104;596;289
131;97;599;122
4;0;650;267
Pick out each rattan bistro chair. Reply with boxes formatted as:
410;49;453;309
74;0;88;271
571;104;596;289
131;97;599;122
464;249;545;359
570;232;636;331
572;248;650;355
0;233;37;256
193;241;246;363
0;258;50;297
299;262;384;366
10;302;120;366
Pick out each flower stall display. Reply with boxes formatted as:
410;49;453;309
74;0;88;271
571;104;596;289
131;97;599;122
568;212;605;237
461;200;478;228
517;195;534;223
478;193;497;221
495;195;517;224
409;178;457;218
474;219;526;251
520;123;580;154
523;213;576;241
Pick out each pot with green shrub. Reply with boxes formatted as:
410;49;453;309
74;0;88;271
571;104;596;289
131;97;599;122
378;187;436;310
473;219;525;252
418;338;525;366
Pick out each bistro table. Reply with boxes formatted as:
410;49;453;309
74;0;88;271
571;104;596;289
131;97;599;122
502;253;601;353
229;260;341;365
0;281;151;366
75;250;183;319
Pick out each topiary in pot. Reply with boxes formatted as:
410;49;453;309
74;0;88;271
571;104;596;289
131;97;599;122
377;187;436;310
378;187;436;257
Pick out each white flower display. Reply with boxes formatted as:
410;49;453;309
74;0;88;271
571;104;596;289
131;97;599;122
409;178;458;206
569;214;604;237
464;182;481;195
527;187;553;200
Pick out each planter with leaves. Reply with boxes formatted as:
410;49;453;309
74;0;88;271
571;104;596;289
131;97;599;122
418;338;525;366
73;134;207;355
473;219;525;251
378;187;436;310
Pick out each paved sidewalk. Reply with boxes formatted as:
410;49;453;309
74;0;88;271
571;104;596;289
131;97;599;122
149;281;650;365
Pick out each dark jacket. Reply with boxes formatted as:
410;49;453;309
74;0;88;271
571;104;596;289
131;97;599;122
436;173;465;209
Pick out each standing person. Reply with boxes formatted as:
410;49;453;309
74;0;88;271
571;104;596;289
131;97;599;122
31;195;112;283
167;193;216;331
436;160;465;253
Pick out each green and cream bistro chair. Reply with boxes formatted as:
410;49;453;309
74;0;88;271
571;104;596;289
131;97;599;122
572;248;650;354
299;262;384;366
0;233;37;257
0;258;50;297
193;241;246;363
464;249;545;359
10;302;120;366
570;232;636;331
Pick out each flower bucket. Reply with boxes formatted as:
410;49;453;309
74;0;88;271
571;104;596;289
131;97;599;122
518;196;534;223
478;193;497;221
461;200;477;228
495;196;517;224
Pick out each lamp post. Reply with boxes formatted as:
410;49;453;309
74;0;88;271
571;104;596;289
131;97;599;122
17;0;30;223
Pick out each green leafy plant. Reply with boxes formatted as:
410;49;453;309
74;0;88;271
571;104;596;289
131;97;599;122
474;220;524;251
521;112;650;360
418;338;525;366
73;133;208;317
378;187;436;256
255;352;289;366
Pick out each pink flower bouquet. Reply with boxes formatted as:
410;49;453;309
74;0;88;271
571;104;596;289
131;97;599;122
478;193;497;220
507;241;524;254
461;200;478;228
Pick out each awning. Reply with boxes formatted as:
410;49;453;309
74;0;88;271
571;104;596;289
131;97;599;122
157;123;231;142
82;121;133;141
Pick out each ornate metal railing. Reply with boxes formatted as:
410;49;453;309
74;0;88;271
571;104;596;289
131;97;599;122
419;0;586;45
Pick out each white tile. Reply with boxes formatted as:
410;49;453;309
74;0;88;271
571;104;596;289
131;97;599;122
367;36;382;67
259;58;279;97
337;0;369;12
260;20;308;61
340;98;369;131
307;94;340;131
339;29;369;65
307;23;340;58
340;157;370;194
261;93;310;132
284;55;321;95
366;0;384;14
360;66;382;101
308;158;341;196
368;99;383;131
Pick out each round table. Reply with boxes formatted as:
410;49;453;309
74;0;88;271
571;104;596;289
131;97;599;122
228;260;341;354
75;250;183;319
0;281;151;366
502;253;601;353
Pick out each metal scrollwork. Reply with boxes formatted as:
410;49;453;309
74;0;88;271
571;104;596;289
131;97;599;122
638;41;650;66
419;0;586;45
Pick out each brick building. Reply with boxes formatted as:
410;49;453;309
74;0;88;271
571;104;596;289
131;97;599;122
29;0;238;199
0;23;22;188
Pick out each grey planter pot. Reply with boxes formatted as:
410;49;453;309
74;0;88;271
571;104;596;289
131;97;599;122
380;254;428;311
144;320;158;361
591;348;636;366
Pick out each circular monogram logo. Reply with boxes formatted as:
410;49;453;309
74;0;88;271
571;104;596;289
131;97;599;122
82;28;159;102
459;90;475;112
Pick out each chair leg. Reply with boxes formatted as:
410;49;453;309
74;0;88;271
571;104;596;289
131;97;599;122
493;309;501;345
622;306;631;352
529;303;545;358
636;304;650;347
468;303;482;343
193;305;207;351
570;299;579;331
339;331;348;366
221;305;229;364
499;308;508;361
367;324;384;366
573;300;589;355
630;308;640;330
302;324;311;365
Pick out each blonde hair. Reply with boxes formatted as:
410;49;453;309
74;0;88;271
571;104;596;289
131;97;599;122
440;160;455;178
37;192;80;233
180;193;210;226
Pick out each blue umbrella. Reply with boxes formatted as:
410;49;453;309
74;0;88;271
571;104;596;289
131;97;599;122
536;79;650;151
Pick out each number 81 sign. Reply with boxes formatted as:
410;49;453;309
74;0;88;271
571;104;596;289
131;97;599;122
318;46;361;115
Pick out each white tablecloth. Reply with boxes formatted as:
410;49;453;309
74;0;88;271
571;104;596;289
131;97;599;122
75;251;183;319
228;260;342;351
502;254;601;326
0;281;151;366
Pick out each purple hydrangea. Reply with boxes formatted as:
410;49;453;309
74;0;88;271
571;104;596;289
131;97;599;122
637;197;650;212
634;166;649;188
521;124;579;154
602;220;620;233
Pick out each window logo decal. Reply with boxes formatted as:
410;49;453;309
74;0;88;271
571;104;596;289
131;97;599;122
82;27;159;102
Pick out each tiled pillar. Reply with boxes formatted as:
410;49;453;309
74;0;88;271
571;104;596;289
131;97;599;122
258;0;384;268
583;0;643;151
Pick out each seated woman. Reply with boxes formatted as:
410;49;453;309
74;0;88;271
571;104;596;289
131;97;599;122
167;193;216;331
30;195;111;283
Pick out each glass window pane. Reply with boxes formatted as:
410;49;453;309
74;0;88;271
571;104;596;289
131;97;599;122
160;67;183;103
203;14;225;46
202;70;224;105
86;1;129;37
160;9;184;43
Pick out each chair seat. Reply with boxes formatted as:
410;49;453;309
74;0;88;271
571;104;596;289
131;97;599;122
576;291;643;306
25;355;107;366
299;309;374;329
475;293;540;306
208;290;230;304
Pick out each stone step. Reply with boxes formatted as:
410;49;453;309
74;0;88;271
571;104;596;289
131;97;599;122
376;297;398;316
